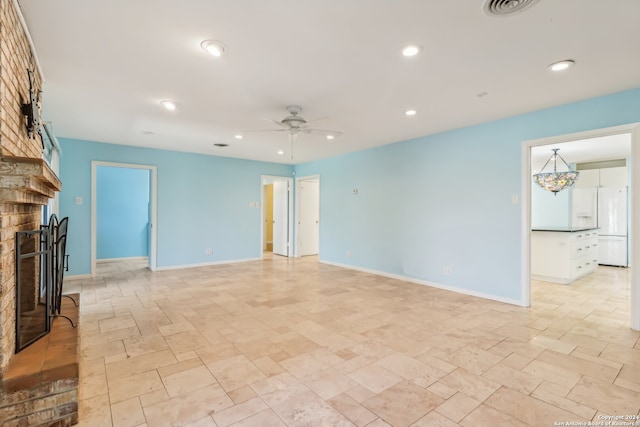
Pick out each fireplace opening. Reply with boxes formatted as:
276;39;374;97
14;215;72;353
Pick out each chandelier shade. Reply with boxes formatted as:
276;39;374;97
533;149;579;195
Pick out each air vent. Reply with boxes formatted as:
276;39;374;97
484;0;540;16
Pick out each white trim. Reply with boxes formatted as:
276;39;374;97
260;175;294;259
97;256;149;263
321;260;522;306
522;122;640;331
91;161;158;277
156;257;261;271
13;0;45;80
294;174;321;258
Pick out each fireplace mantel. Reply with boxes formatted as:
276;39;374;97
0;156;62;205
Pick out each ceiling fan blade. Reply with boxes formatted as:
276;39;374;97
242;128;288;133
270;119;289;128
305;116;329;124
305;128;343;138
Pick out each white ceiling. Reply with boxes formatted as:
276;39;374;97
18;0;640;165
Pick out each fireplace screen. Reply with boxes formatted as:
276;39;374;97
15;228;52;351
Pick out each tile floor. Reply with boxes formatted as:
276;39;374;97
66;256;640;426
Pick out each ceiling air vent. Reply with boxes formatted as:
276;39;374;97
484;0;540;16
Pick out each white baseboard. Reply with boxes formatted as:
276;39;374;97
97;256;149;263
155;257;261;271
320;260;523;307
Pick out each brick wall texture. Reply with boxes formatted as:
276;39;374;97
0;0;46;373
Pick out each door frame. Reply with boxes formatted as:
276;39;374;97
91;161;158;276
521;123;640;331
295;174;320;257
260;175;293;258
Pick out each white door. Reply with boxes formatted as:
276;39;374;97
298;180;319;256
272;181;289;256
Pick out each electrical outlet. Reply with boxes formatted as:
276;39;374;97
443;266;452;276
346;250;352;258
205;248;213;256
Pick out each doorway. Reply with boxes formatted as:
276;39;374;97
91;161;158;276
296;175;320;257
522;123;640;331
261;176;293;257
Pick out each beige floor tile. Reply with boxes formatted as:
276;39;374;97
271;390;354;426
228;385;258;404
78;393;112;427
434;392;481;423
485;386;583;426
161;364;217;397
439;368;501;402
106;349;177;381
348;364;403;394
143;383;233;427
329;393;378;426
206;354;267;392
481;364;542;394
531;381;596;419
363;380;444;426
212;396;269;427
228;409;286;427
108;370;165;404
79;373;108;401
567;376;640;415
71;257;638;427
411;410;461;426
460;404;530;427
302;367;358;400
111;397;146;427
536;349;620;383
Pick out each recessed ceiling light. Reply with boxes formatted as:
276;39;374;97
326;135;335;140
402;45;422;57
548;60;575;72
405;109;417;116
234;134;243;139
160;100;177;111
201;40;226;57
277;150;284;155
142;130;155;136
214;143;228;147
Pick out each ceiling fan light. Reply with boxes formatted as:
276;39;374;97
326;135;335;140
402;45;421;57
201;40;226;57
548;59;574;72
234;134;243;139
160;100;177;111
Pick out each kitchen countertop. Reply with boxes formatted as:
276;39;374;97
531;227;599;232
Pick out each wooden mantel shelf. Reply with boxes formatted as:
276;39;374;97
0;156;62;205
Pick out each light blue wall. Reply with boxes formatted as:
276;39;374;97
59;139;293;275
295;88;640;303
97;166;150;260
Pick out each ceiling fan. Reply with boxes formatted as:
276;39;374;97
249;105;342;138
244;106;342;159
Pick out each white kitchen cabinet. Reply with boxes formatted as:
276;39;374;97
599;166;627;187
531;229;598;284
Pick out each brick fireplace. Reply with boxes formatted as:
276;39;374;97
1;1;78;426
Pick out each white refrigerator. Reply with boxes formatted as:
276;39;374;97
597;186;628;267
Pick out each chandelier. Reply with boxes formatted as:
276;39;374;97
533;149;579;195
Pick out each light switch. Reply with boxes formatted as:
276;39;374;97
75;197;83;205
